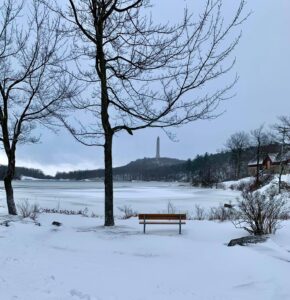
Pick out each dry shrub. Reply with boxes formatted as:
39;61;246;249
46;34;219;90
40;207;91;217
216;183;226;190
194;204;207;220
234;186;289;235
17;200;40;220
118;205;137;219
166;201;176;214
208;204;235;222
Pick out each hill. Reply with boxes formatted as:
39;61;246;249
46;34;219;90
0;166;53;180
55;157;186;181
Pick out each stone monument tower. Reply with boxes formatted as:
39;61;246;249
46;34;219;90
156;136;160;159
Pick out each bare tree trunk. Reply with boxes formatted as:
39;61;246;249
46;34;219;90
104;132;114;226
237;151;242;179
278;131;285;194
278;163;284;194
255;142;261;184
4;159;17;215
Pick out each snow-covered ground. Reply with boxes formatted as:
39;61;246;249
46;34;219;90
0;214;290;299
0;179;289;299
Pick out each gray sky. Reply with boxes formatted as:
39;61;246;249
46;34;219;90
2;0;290;175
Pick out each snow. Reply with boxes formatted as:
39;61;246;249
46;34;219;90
0;180;289;299
0;214;290;299
20;176;44;181
222;177;255;189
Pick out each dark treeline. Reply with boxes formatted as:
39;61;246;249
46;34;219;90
0;166;52;180
190;143;281;187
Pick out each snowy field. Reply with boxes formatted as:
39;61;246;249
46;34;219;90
0;181;240;216
0;180;290;299
0;214;290;299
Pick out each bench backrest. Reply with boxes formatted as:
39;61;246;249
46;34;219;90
138;214;186;220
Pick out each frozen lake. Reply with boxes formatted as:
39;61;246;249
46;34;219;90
0;181;240;216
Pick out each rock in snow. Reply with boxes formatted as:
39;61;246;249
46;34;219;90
228;235;268;247
52;221;62;227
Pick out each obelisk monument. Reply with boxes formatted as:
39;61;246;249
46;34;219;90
156;136;160;159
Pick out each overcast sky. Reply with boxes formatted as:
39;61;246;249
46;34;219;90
1;0;290;175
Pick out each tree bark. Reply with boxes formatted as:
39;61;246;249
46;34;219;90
4;159;17;215
104;132;114;226
95;14;115;226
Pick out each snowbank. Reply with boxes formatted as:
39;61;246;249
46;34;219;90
20;176;44;181
222;177;255;190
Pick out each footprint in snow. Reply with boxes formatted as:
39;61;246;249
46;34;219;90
70;289;100;300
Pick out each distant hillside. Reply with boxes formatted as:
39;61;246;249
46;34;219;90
55;157;186;181
0;166;53;180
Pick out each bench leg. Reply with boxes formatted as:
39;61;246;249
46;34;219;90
179;220;181;234
143;222;146;234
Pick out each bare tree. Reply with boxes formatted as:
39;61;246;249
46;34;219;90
0;0;77;214
46;0;247;226
250;125;270;186
272;116;290;193
225;131;250;179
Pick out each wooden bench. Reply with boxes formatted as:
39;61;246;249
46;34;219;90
138;213;186;234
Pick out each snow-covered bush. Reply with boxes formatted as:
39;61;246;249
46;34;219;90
234;186;289;235
118;205;137;219
17;200;40;220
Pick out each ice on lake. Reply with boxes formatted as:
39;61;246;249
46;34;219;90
0;180;240;216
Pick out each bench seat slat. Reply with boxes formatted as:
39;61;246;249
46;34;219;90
139;222;186;225
138;214;186;220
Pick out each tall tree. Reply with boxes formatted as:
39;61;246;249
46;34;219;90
226;131;250;179
272;116;290;193
250;125;269;185
0;0;76;214
47;0;247;226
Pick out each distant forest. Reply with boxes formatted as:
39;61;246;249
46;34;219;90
1;143;281;185
0;166;52;180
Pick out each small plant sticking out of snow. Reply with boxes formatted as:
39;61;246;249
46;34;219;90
194;205;207;220
40;207;94;217
233;185;289;235
17;200;40;221
118;205;137;219
167;201;176;214
208;204;236;222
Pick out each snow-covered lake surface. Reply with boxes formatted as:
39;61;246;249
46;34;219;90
0;181;240;216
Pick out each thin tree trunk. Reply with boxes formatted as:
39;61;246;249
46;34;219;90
4;160;17;215
256;142;260;184
278;130;286;194
104;132;114;226
278;163;284;194
237;151;241;179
